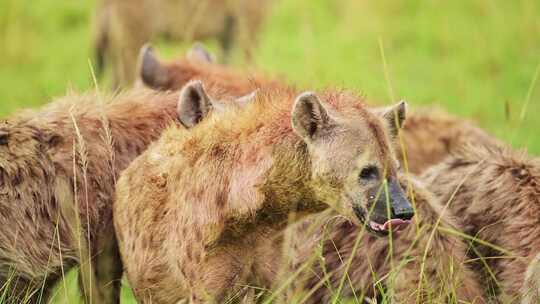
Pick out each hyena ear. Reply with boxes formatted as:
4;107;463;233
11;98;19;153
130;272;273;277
137;43;169;89
177;80;213;128
291;92;332;141
187;42;215;63
380;100;407;138
234;90;258;107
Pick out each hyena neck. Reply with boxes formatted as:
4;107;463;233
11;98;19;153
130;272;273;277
260;142;328;223
102;94;178;171
221;142;328;240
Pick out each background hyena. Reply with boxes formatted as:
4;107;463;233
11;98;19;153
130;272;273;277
136;44;500;174
114;87;420;303
94;0;272;87
0;82;252;304
422;144;540;303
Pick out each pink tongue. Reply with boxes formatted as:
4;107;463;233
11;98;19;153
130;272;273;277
382;219;411;231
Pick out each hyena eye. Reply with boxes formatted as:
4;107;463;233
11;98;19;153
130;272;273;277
359;165;379;181
0;131;8;146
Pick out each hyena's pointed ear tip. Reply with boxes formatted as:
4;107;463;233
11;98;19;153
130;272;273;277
139;43;156;63
179;80;208;101
399;99;408;107
187;41;215;63
294;91;319;103
180;80;206;96
184;79;204;88
190;41;206;51
397;99;408;112
140;43;154;54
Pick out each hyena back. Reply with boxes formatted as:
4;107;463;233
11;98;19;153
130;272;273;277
422;144;540;303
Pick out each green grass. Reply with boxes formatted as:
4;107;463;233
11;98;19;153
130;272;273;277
0;0;539;303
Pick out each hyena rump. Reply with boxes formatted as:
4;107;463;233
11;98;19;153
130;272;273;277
114;87;418;303
422;145;540;303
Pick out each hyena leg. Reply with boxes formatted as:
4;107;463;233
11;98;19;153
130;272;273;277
218;14;237;63
78;248;101;304
188;247;252;303
522;254;540;304
108;4;153;87
93;232;123;304
78;232;122;304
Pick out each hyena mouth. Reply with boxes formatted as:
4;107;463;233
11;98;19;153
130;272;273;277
368;219;411;234
354;206;411;236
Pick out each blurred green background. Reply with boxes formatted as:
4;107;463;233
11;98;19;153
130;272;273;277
0;0;539;302
1;0;539;155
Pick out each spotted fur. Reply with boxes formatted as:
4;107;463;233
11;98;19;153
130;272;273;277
422;144;540;302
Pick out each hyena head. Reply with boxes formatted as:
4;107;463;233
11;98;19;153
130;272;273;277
136;43;214;91
0;119;61;215
177;80;256;128
292;92;414;236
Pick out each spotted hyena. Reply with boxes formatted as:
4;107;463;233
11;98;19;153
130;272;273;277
137;44;500;174
113;86;422;303
422;144;540;303
0;82;252;304
94;0;271;87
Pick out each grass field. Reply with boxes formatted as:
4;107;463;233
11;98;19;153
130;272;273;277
0;0;539;303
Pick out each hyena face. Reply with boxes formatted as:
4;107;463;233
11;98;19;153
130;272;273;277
292;92;414;236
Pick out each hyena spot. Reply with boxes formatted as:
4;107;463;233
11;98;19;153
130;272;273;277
186;244;193;260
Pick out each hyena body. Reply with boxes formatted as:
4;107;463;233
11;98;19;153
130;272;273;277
138;45;500;174
95;0;271;87
422;145;540;303
114;87;418;303
0;84;250;304
0;89;178;303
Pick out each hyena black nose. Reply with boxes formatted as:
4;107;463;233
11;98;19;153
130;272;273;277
392;204;415;221
388;179;415;221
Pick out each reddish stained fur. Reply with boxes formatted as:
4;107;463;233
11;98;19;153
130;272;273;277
140;51;287;96
0;89;181;303
422;144;540;303
140;50;500;174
